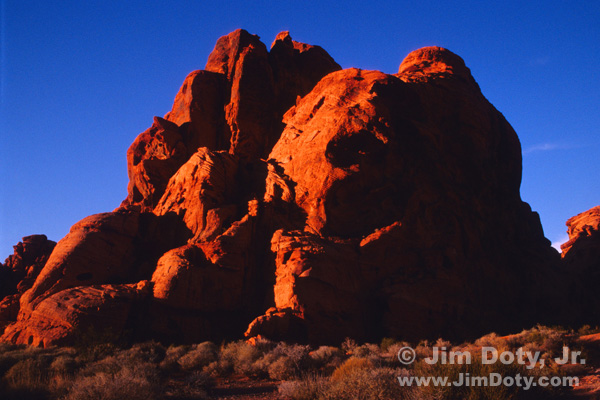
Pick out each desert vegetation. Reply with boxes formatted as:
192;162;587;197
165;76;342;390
0;325;597;399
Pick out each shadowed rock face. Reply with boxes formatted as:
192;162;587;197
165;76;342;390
1;30;593;347
0;235;56;329
561;206;600;293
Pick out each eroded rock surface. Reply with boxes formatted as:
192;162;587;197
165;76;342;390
0;235;56;328
561;206;600;296
2;31;590;347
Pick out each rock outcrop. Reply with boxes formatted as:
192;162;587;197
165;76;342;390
1;30;591;347
122;29;340;211
2;282;151;347
0;235;56;328
561;206;600;295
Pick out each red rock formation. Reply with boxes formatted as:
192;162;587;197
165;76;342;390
0;211;190;345
2;282;151;347
247;56;565;343
562;206;600;274
0;235;56;297
0;235;55;328
124;117;188;211
153;149;239;241
2;31;584;347
164;70;230;153
123;29;339;210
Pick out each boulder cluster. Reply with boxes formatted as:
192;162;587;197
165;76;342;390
1;30;598;347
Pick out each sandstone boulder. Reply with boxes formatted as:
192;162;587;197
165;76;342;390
1;282;151;347
1;210;190;344
153;148;239;241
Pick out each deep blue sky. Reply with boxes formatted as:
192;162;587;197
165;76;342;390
1;1;599;256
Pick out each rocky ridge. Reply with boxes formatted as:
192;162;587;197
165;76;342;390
1;29;598;347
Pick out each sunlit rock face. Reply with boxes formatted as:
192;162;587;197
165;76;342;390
3;30;592;347
561;206;600;297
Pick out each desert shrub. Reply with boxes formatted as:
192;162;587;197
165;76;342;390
160;344;190;372
252;351;280;379
267;356;297;380
0;346;81;399
315;359;410;400
273;343;311;369
78;355;121;378
310;346;343;363
248;336;277;353
167;370;213;400
75;342;118;363
125;341;166;364
2;357;51;397
65;362;161;400
0;349;22;377
380;337;397;352
578;324;600;336
331;357;372;381
0;345;49;372
474;332;505;349
500;325;577;364
202;360;221;377
353;343;381;360
385;341;412;367
252;342;311;379
278;374;328;400
413;357;517;400
49;354;79;376
0;343;23;375
341;337;358;354
77;342;164;378
411;346;564;400
326;366;409;400
414;340;433;361
218;340;262;376
309;346;345;372
178;341;218;371
529;326;572;358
